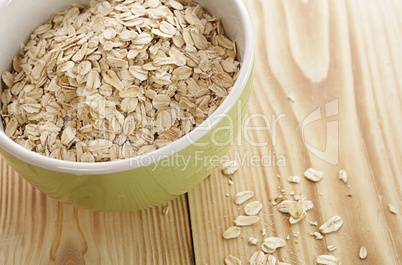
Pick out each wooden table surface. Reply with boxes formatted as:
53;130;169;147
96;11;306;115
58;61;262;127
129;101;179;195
1;0;402;264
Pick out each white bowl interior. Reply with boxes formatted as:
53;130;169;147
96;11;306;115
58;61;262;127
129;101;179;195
0;0;254;174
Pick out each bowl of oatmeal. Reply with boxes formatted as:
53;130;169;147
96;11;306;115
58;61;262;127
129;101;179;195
0;0;254;211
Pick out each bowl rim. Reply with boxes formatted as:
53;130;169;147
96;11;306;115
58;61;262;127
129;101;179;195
0;0;255;175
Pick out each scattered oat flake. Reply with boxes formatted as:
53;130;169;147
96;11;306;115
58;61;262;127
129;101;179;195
319;216;343;234
248;237;258;245
314;232;323;240
221;160;240;176
262;237;286;254
228;180;234;186
289;211;306;224
359;246;367;259
289;201;305;219
288;176;301;183
162;205;169;215
302;200;314;211
234;191;255;205
316;255;339;265
225;255;241;265
249;251;266;265
327;245;337;252
234;215;260;226
262;228;267;236
277;200;292;213
304;168;324;182
388;204;399;214
274;194;284;203
266;255;276;265
222;226;241;239
244;201;263;216
339;170;347;183
310;221;318;226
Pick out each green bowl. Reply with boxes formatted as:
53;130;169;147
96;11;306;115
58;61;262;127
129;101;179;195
0;0;255;211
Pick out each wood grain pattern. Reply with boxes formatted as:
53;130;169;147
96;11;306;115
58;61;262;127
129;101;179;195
189;0;402;264
1;0;402;264
0;158;194;265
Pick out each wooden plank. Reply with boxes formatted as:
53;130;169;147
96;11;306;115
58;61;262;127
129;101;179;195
188;0;402;264
0;157;194;265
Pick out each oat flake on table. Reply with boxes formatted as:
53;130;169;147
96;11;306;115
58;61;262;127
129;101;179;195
225;255;241;265
234;215;260;226
319;216;343;234
222;226;241;239
359;246;367;260
234;191;254;205
1;0;240;162
316;255;339;265
261;237;286;254
304;167;324;182
244;201;263;216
